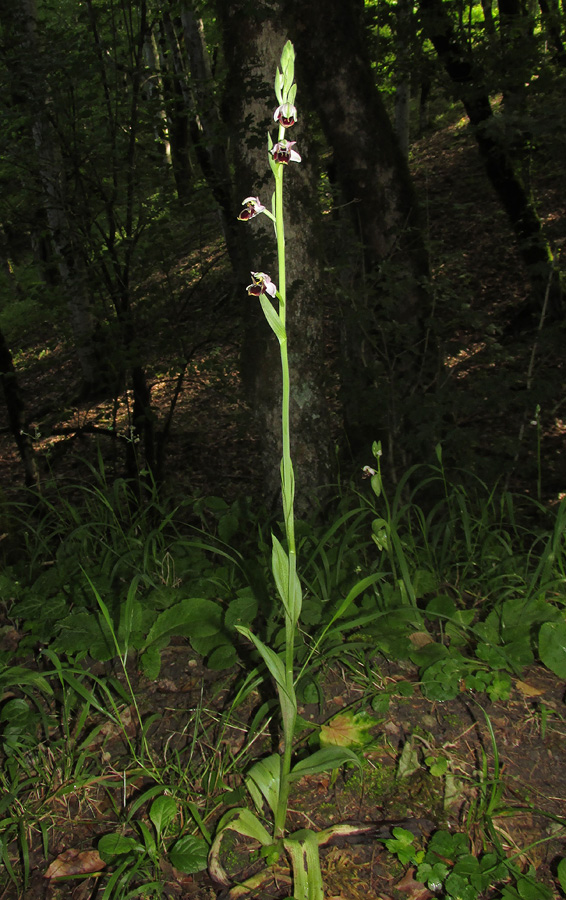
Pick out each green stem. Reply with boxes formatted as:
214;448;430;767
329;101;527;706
273;145;298;840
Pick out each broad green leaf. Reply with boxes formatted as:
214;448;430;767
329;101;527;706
539;621;566;678
557;858;566;892
168;835;208;874
98;833;140;860
225;594;258;629
142;598;222;651
53;611;115;661
206;643;238;670
149;795;178;836
289;746;360;780
139;645;161;680
246;754;281;817
426;594;458;621
216;807;273;846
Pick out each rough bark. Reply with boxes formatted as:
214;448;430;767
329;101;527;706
419;0;564;319
216;0;335;510
0;327;39;488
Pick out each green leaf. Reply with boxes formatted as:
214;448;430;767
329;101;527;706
0;666;53;696
207;643;238;670
272;534;302;624
236;627;294;706
216;808;273;846
426;594;458;621
139;645;161;680
98;833;141;860
53;611;115;661
289;746;360;780
218;513;239;543
143;598;223;651
557;858;566;891
259;294;286;343
284;829;324;900
225;594;258;629
246;754;281;817
168;835;209;874
149;795;178;836
539;621;566;678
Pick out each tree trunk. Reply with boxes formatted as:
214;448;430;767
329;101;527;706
285;0;440;474
180;2;243;277
1;0;104;397
216;0;335;510
0;327;39;488
394;0;413;159
419;0;564;319
538;0;566;65
156;13;194;203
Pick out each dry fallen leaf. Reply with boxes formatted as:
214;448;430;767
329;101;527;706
515;679;545;697
44;849;106;880
408;632;434;648
395;866;433;900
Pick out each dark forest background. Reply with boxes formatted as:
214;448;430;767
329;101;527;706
0;0;565;506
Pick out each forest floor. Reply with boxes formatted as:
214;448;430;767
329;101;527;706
11;645;566;900
1;99;566;899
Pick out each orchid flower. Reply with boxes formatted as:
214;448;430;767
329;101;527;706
270;140;301;165
246;272;277;298
238;196;267;221
274;102;297;128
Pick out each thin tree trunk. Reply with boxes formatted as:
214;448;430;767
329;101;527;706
394;0;413;159
158;11;194;202
419;0;564;319
180;2;242;277
0;327;39;488
538;0;566;64
2;0;103;396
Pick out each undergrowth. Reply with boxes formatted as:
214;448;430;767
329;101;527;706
1;450;566;896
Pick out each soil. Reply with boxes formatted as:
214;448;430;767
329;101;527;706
9;646;566;900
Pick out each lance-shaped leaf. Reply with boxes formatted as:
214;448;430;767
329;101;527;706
272;534;302;624
236;627;296;712
208;808;274;887
289;746;361;781
246;754;281;817
259;294;286;343
283;830;324;900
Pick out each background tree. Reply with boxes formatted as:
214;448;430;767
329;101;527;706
418;0;564;320
285;0;441;475
216;0;335;508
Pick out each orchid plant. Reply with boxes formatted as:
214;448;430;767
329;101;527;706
207;41;363;900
